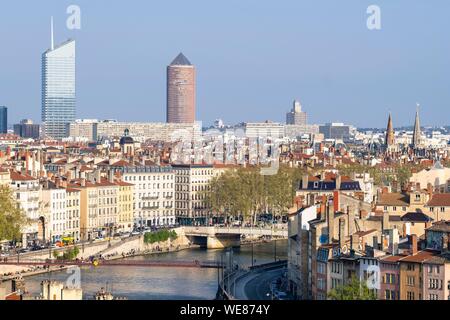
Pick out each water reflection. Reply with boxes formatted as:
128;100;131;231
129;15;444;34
25;240;287;300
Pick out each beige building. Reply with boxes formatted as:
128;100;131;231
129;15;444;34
116;181;134;233
410;162;450;193
426;193;450;222
66;188;81;241
68;120;201;142
70;178;119;241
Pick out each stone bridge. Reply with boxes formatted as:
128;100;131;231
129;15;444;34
183;226;288;249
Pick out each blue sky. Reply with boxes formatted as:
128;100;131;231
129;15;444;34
0;1;449;127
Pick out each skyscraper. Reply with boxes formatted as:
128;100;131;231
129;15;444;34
412;105;422;148
286;100;307;126
41;18;76;139
0;106;7;134
166;53;196;123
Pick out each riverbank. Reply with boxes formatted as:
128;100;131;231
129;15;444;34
1;235;286;282
1;243;199;282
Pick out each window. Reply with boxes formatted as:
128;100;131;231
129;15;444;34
407;276;415;286
407;291;415;300
441;207;445;212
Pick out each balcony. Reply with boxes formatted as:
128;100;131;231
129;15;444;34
142;196;159;200
142;206;160;210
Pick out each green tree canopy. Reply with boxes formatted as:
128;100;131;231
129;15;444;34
0;185;27;241
204;165;305;223
328;275;377;300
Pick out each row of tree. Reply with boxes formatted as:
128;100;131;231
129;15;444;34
203;166;306;224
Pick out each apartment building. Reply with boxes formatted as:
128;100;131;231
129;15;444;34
41;184;67;243
66;188;81;241
172;164;214;226
399;249;437;300
116;181;134;233
10;171;41;247
112;162;175;228
70;178;119;241
379;255;403;300
422;256;450;300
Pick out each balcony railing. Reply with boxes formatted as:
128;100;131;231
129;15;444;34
142;196;159;200
142;206;160;210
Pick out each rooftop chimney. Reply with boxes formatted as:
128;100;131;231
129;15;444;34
327;201;335;244
410;234;418;255
333;191;340;213
301;174;309;190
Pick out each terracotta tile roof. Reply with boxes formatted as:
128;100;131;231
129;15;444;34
10;171;36;181
426;221;450;233
400;250;438;263
115;181;134;187
111;160;131;167
377;193;410;206
380;255;407;263
427;194;450;207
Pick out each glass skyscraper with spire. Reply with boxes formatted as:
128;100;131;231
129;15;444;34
41;30;76;139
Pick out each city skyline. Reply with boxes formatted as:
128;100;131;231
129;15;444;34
1;1;450;128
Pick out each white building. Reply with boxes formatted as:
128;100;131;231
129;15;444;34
42;184;67;243
173;164;214;226
10;172;41;247
113;163;175;228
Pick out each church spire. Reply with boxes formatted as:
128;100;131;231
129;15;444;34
385;113;395;147
412;104;422;148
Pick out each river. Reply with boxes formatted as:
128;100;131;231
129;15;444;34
23;240;287;300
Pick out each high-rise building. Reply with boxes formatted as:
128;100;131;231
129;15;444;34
167;53;196;123
13;119;41;139
286;100;307;126
0;106;7;134
42;18;76;139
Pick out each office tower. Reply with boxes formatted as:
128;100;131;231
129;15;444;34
412;105;422;148
41;18;76;139
0;106;7;134
286;100;307;126
13;119;41;139
166;53;196;123
319;123;351;141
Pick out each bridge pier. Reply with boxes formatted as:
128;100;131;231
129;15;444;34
207;235;240;249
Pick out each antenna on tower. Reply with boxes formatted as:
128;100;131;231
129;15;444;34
51;16;54;50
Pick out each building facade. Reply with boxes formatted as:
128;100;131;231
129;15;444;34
173;164;213;226
286;100;307;126
167;53;196;123
41;39;76;139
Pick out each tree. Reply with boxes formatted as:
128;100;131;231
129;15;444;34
203;165;305;224
0;185;27;241
328;275;377;300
